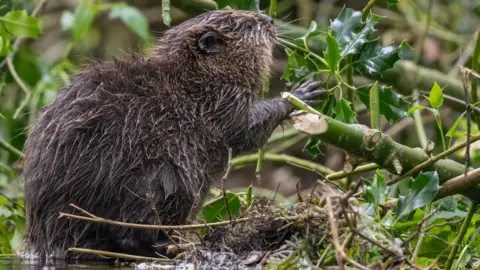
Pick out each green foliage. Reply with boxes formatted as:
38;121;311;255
396;171;440;221
427;82;444;109
109;4;150;40
352;40;409;75
335;98;358;124
330;8;376;57
324;31;340;72
357;83;411;123
61;1;98;42
364;170;387;217
0;10;41;38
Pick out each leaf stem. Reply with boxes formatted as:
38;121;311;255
471;28;480;125
361;0;378;22
0;138;24;158
232;152;334;176
326;163;379;181
279;39;329;68
369;81;380;129
444;202;478;270
346;56;355;112
7;57;31;120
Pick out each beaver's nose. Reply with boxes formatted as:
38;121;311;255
260;14;274;25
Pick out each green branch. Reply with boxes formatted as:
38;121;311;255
361;0;377;22
231;153;334;176
284;96;480;201
0;138;24;158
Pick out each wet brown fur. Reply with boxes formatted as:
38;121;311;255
23;9;301;261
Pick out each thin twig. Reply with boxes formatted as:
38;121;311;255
222;148;233;222
326;196;369;270
388;134;480;185
68;248;175;262
59;204;305;231
7;57;30;119
461;68;471;176
0;138;24;158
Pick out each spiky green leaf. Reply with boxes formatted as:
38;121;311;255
353;40;409;75
335;98;358;124
396;171;440;221
330;8;376;57
324;32;340;72
357;84;411;123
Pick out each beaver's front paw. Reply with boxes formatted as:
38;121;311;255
291;81;328;106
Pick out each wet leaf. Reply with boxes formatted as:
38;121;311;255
335;98;358;124
427;82;444;109
109;4;149;40
396;171;440;221
353;40;409;75
298;21;323;43
0;10;41;38
202;192;241;223
324;31;340;72
330;8;376;57
357;84;410;123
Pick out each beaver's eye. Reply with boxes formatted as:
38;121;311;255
197;31;225;54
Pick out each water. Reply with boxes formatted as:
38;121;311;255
0;257;194;270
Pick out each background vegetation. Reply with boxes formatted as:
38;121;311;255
0;0;480;269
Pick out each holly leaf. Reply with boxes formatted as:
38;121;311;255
330;8;376;57
202;192;241;223
0;10;42;38
357;84;410;123
297;21;324;43
324;31;340;72
427;82;444;109
314;94;337;117
353;40;409;75
365;170;387;216
304;136;323;157
396;171;440;221
335;98;358;124
109;4;149;40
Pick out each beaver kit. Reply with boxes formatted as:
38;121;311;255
22;9;326;261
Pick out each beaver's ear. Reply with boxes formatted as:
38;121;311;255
197;31;225;54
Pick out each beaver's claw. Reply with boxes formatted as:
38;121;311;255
291;81;328;106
